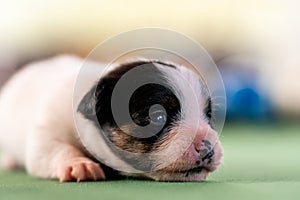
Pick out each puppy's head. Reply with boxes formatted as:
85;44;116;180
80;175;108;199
78;60;223;181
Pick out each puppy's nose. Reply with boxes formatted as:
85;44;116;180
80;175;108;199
199;140;214;161
201;149;214;161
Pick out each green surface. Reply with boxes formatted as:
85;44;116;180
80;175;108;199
1;124;300;200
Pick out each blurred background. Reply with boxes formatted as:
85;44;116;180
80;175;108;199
0;0;300;123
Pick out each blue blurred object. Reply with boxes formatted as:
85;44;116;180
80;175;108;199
218;58;274;122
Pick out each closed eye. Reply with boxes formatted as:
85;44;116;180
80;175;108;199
204;98;212;121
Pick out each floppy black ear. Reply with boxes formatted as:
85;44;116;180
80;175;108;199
77;77;117;128
77;84;98;121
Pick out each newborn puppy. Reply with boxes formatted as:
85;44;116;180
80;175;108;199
0;55;223;182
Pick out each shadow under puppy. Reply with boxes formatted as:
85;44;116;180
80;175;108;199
0;55;223;182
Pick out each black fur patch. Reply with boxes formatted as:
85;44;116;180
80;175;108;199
78;61;181;154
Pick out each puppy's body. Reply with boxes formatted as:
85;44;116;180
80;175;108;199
0;55;223;182
0;55;104;180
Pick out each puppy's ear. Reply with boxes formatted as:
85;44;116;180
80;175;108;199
77;84;98;120
77;79;114;127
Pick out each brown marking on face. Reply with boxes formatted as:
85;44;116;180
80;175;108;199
107;123;178;154
109;128;152;153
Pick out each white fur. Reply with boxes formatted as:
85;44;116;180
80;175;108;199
0;55;127;178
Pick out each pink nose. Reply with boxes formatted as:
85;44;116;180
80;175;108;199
193;126;215;162
199;140;214;161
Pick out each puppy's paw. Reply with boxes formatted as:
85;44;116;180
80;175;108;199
1;154;22;170
57;157;106;182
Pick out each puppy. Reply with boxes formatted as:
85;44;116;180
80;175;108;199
0;55;223;182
